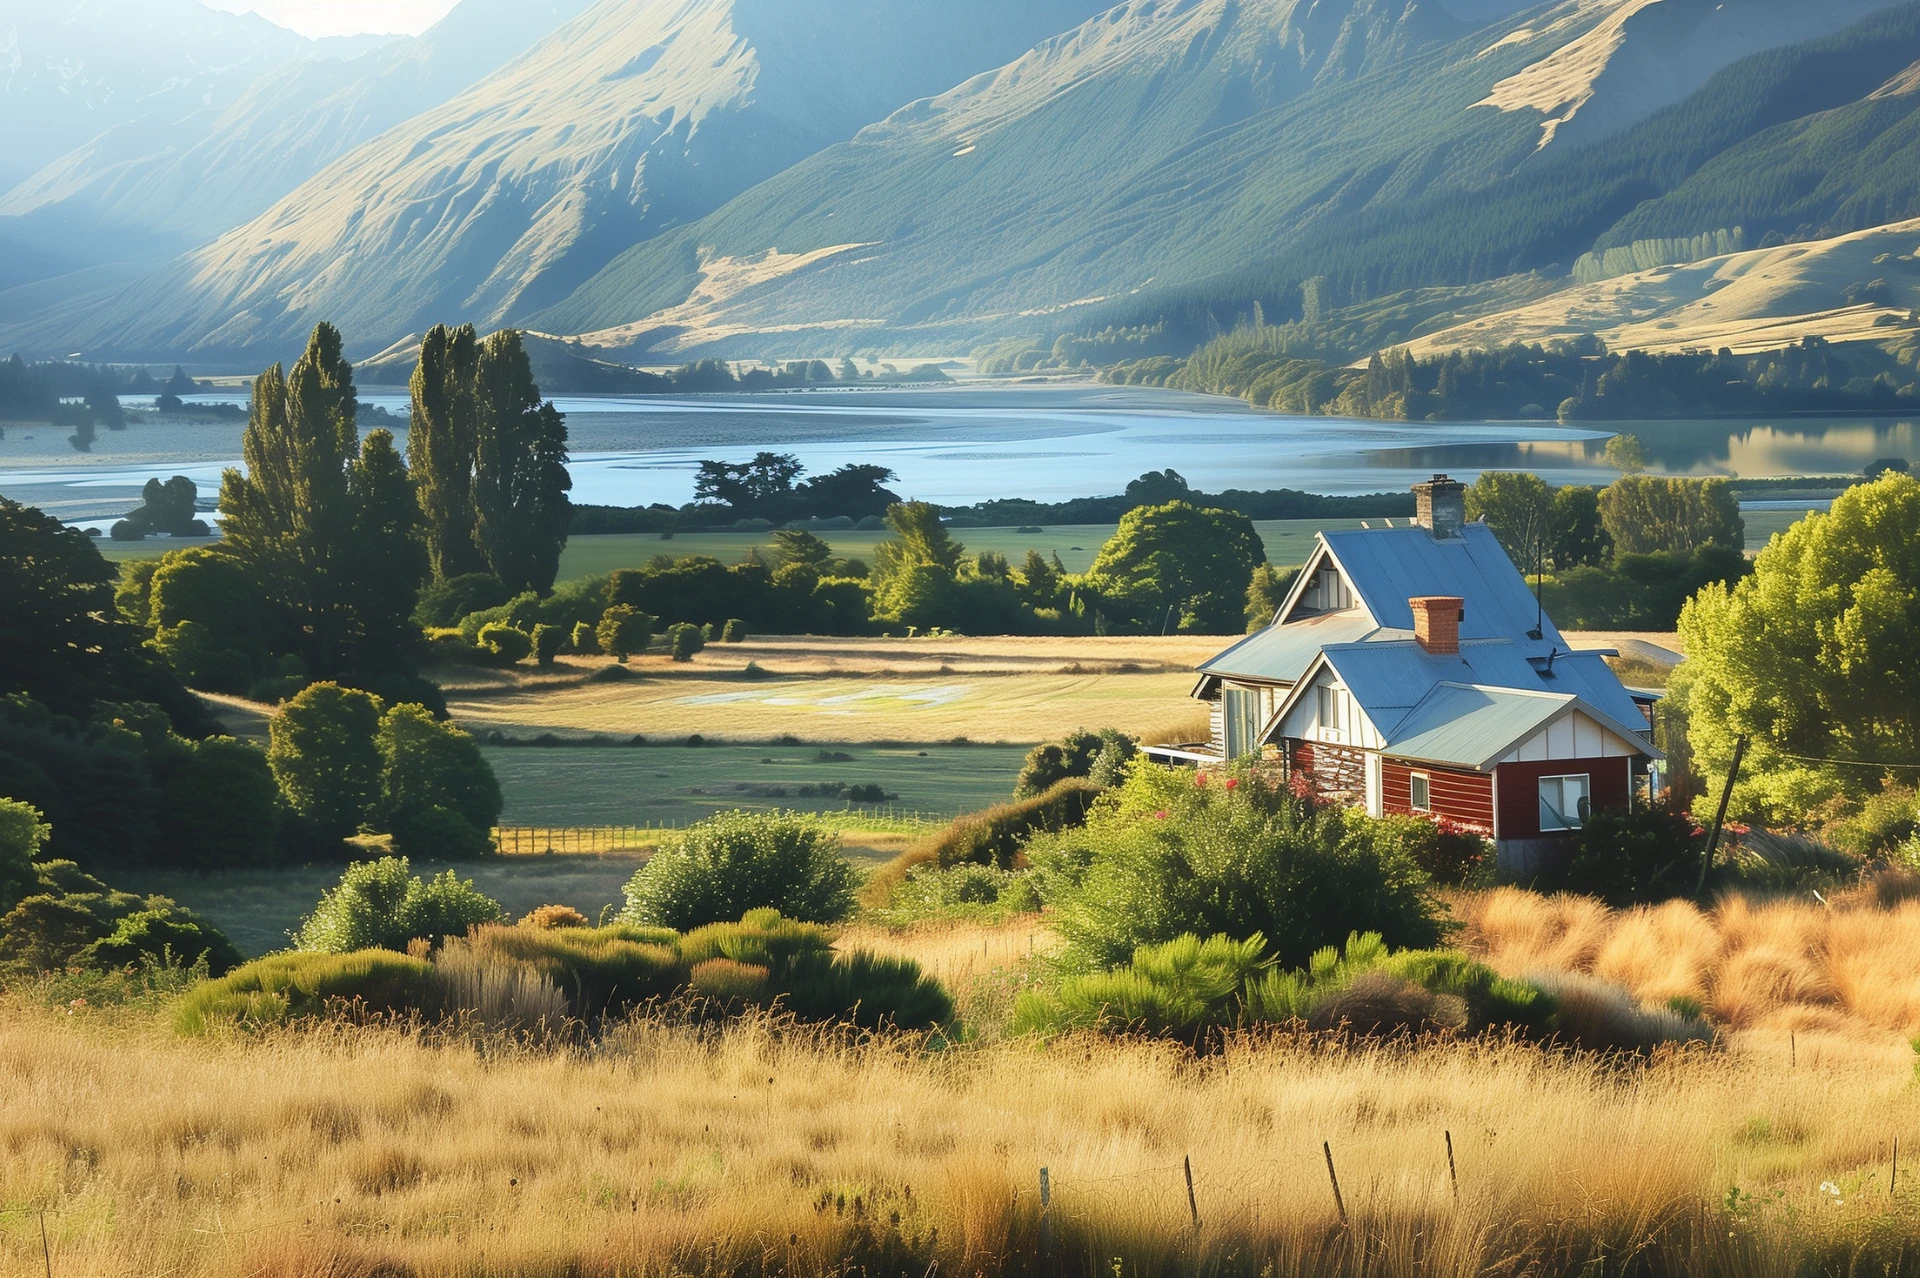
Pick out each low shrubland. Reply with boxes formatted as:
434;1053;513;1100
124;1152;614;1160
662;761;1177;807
621;811;861;929
178;907;950;1035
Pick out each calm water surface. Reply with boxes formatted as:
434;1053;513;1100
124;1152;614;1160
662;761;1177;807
3;384;1915;524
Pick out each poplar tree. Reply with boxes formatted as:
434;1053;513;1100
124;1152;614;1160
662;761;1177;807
407;324;486;580
220;324;359;671
221;323;426;675
471;330;571;594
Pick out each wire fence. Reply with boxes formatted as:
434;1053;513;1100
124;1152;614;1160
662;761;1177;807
491;807;952;856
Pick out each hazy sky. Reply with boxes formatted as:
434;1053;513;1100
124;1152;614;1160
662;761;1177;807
204;0;462;38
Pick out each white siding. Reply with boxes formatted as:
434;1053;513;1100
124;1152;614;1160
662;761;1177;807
1279;667;1386;750
1365;752;1383;818
1501;709;1639;762
1287;550;1358;619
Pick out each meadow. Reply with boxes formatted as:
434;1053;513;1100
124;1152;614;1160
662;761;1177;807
5;884;1920;1278
440;636;1223;745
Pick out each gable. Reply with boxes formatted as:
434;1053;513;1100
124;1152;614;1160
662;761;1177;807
1502;709;1643;763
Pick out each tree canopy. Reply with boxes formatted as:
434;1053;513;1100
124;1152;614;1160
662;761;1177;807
1081;501;1264;634
1676;472;1920;822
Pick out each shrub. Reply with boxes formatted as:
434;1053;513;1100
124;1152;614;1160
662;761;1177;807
377;703;501;838
79;907;243;975
531;623;563;667
452;923;683;1015
477;622;532;664
569;621;599;655
149;621;252;693
783;948;953;1030
1545;805;1703;906
621;812;859;929
690;957;770;1002
294;857;503;953
912;778;1101;871
721;618;747;643
1028;763;1446;972
1015;729;1136;797
414;573;510;628
666;622;705;662
157;736;282;869
174;950;438;1034
519;904;590;929
865;863;1042;927
596;605;654;662
1372;814;1489;887
268;683;383;846
390;805;493;860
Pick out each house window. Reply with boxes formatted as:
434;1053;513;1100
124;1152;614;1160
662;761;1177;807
1538;774;1591;832
1316;683;1345;742
1409;773;1431;813
1223;687;1261;758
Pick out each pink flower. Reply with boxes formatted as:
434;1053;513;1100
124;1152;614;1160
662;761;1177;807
1155;810;1169;820
1194;773;1208;787
1225;777;1239;791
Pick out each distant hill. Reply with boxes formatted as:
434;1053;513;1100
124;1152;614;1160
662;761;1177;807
536;0;1912;359
0;0;595;274
0;0;379;193
0;0;1114;363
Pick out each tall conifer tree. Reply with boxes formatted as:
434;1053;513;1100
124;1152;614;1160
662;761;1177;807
471;330;571;594
346;429;429;673
407;324;485;580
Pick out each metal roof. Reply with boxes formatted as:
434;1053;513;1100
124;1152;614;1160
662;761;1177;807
1383;684;1576;770
1534;650;1652;731
1198;611;1380;683
1319;524;1566;660
1383;682;1663;770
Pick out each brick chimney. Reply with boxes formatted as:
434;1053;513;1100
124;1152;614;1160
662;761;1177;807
1412;474;1466;540
1410;596;1464;655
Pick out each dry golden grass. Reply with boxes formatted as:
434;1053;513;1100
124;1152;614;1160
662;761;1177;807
6;991;1920;1277
1450;882;1920;1047
438;635;1224;744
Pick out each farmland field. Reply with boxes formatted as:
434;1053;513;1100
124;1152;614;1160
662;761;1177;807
441;635;1221;744
481;740;1027;826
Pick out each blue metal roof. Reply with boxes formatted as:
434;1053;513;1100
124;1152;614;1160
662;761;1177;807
1319;524;1565;660
1383;685;1574;770
1199;611;1381;683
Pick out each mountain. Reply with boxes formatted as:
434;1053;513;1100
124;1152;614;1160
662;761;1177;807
536;0;1916;358
0;0;1116;363
0;0;595;272
0;0;380;193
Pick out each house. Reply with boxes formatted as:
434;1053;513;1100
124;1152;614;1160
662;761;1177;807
1146;475;1663;872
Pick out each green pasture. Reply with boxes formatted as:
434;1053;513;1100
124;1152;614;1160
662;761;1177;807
480;741;1028;827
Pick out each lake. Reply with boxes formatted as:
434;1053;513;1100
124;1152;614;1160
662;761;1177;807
3;382;1914;525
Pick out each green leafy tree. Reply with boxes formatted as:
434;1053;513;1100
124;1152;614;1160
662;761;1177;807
773;528;833;569
1604;432;1649;473
620;813;859;929
218;324;361;674
1018;549;1063;609
476;622;532;664
1465;472;1553;571
377;703;501;840
344;428;429;674
148;547;267;676
1548;485;1612;568
0;798;51;914
531;623;563;667
1015;729;1136;797
472;330;572;595
158;738;282;869
294;856;502;953
407;324;486;580
1676;472;1920;822
666;622;705;661
1245;564;1298;631
268;683;384;845
1600;476;1744;556
596;605;653;662
1;498;192;721
1081;501;1264;633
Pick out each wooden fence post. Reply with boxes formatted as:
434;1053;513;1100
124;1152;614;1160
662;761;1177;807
1445;1130;1458;1202
1039;1167;1051;1266
1184;1154;1199;1228
1323;1141;1347;1226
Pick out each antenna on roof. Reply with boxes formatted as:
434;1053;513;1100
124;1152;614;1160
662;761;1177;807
1527;536;1545;642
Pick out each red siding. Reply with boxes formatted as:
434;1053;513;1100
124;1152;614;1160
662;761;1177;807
1495;757;1633;839
1382;759;1494;834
